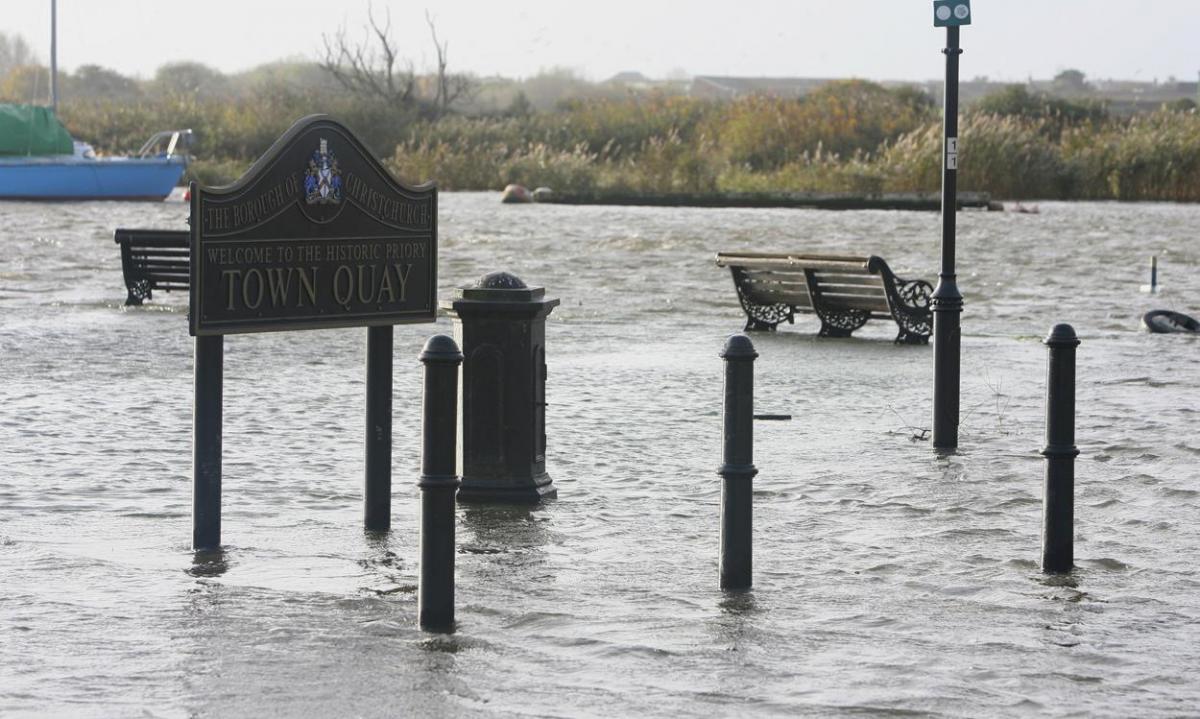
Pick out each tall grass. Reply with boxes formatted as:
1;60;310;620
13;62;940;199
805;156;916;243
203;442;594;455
714;80;933;171
881;114;1072;199
44;76;1200;201
57;89;416;186
1061;111;1200;201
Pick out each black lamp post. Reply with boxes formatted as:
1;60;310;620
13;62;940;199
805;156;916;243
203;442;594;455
931;0;970;450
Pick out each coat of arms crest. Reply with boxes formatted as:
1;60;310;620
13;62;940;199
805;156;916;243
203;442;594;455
304;138;342;205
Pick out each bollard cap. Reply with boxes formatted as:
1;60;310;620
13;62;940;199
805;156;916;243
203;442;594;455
720;333;759;361
448;270;555;307
475;271;527;289
419;334;464;364
1043;323;1080;348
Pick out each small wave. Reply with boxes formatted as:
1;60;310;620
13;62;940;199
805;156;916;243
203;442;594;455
1083;557;1131;572
501;611;576;630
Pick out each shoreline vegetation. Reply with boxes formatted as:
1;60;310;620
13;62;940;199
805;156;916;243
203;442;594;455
389;84;1200;203
2;52;1198;202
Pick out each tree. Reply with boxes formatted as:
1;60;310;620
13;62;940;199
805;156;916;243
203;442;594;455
319;6;417;110
152;62;229;99
0;64;47;103
504;90;533;118
65;65;141;101
1052;69;1090;93
0;32;37;79
974;85;1107;130
319;7;473;117
425;11;475;117
1167;97;1197;113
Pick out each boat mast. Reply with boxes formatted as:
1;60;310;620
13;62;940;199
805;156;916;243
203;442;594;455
50;0;58;111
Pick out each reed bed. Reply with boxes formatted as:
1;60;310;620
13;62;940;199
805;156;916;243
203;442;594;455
44;79;1200;201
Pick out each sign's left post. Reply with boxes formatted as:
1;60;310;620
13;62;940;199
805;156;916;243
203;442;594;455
193;332;223;551
191;177;224;552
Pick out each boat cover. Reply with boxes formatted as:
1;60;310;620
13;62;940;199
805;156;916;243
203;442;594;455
0;104;74;156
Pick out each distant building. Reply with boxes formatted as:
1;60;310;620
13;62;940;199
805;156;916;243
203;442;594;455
606;71;651;85
603;71;659;91
1084;78;1199;115
623;71;1200;114
602;71;690;95
689;75;838;100
689;75;1006;104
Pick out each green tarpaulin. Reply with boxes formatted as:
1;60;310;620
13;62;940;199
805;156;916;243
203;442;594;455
0;104;74;156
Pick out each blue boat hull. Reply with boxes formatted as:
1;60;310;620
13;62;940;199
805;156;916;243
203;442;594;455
0;156;187;201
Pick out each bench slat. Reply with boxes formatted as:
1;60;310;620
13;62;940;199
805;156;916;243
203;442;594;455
133;260;188;268
717;255;871;271
812;274;883;287
749;290;814;307
132;265;188;274
818;295;891;313
134;261;188;267
130;249;190;257
727;259;871;273
717;251;869;264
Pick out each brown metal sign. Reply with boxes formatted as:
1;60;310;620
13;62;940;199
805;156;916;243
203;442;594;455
189;115;436;336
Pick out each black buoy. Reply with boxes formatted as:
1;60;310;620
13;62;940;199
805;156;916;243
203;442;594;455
1142;309;1200;334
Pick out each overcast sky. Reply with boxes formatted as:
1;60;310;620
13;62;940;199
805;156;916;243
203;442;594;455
5;0;1199;84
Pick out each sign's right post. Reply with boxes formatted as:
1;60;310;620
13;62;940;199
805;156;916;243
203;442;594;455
931;0;970;450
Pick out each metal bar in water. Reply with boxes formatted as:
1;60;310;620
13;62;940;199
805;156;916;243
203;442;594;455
193;334;223;551
364;325;393;533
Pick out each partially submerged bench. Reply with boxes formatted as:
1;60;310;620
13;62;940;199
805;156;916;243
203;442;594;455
714;252;933;344
114;228;189;305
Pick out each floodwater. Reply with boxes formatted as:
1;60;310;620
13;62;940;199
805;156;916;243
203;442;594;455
2;193;1199;717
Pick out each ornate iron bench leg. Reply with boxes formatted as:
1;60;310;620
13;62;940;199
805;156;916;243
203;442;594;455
125;278;150;306
740;303;793;332
814;307;870;338
886;277;933;345
731;267;793;331
895;327;931;345
744;316;778;332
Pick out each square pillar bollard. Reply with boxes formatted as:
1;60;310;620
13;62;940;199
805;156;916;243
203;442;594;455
442;271;559;503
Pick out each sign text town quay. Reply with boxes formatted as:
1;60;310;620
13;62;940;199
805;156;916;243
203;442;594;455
188;115;436;551
190;117;435;335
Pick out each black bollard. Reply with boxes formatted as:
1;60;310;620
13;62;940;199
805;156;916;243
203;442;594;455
1150;255;1158;293
1041;324;1080;574
417;334;464;631
718;334;758;590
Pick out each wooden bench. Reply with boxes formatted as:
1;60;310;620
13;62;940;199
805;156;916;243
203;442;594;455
114;228;189;306
715;252;933;344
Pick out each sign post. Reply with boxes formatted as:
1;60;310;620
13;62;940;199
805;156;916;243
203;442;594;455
931;0;969;450
193;334;223;550
364;324;394;531
189;115;437;549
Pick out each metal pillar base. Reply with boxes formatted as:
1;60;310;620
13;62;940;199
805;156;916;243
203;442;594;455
457;474;557;504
